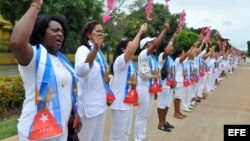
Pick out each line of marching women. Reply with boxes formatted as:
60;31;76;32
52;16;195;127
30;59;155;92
12;1;242;141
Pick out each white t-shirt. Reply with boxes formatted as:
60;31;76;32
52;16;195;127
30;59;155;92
206;57;214;74
137;49;150;87
184;59;191;80
158;53;165;69
18;46;72;137
158;53;176;88
110;54;133;110
75;42;107;118
175;58;187;82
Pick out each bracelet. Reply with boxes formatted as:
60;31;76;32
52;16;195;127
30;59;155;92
31;3;41;11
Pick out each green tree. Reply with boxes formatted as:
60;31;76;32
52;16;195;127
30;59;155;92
0;0;30;26
174;29;198;51
247;41;250;57
128;0;146;13
0;0;104;53
103;3;182;56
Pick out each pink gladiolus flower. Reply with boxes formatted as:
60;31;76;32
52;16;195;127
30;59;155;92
164;0;171;10
102;14;111;23
164;5;168;10
178;10;186;31
200;27;211;45
199;28;206;38
145;0;153;21
216;31;221;39
107;0;115;11
148;0;153;3
204;28;211;43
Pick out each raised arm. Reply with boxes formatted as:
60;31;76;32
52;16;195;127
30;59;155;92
10;0;43;65
197;40;208;58
203;45;215;60
179;39;198;62
124;23;147;63
162;31;178;60
147;21;170;55
85;26;104;68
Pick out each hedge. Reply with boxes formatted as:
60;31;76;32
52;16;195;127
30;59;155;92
0;75;25;114
0;53;17;65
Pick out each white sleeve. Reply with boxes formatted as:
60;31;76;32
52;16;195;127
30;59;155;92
217;56;223;62
74;46;92;77
175;57;181;65
183;58;188;64
18;46;36;74
138;49;150;63
198;49;207;58
158;53;165;69
113;54;128;73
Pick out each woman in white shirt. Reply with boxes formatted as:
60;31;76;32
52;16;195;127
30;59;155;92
109;23;147;141
75;20;111;141
134;22;170;141
157;32;178;132
10;0;82;140
172;43;196;119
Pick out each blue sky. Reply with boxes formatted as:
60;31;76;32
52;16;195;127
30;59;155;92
154;0;250;51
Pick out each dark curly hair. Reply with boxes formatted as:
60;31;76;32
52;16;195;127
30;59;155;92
172;47;184;60
110;38;132;75
29;15;69;47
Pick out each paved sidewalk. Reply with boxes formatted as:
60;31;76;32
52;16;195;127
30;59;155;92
2;60;250;141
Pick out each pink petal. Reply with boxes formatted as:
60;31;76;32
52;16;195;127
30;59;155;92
107;0;115;11
102;14;111;23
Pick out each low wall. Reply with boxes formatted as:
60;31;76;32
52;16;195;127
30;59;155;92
0;53;137;65
0;53;17;65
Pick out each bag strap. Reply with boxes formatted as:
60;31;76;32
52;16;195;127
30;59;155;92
161;56;169;80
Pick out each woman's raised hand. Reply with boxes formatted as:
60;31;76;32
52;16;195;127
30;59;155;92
93;33;104;50
140;23;148;34
33;0;43;6
163;21;170;32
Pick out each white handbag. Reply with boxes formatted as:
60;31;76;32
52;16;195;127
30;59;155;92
138;61;151;80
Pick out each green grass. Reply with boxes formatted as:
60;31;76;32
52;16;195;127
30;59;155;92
0;65;18;71
0;116;18;140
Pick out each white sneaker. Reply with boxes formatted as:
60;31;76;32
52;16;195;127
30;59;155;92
219;78;224;81
191;101;197;106
189;105;195;109
182;107;191;112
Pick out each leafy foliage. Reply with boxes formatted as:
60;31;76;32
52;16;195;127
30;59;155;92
247;41;250;57
0;0;241;54
0;75;24;114
0;0;30;26
174;29;198;52
0;0;104;53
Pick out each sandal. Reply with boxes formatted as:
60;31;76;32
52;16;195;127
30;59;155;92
165;122;174;128
158;124;171;132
